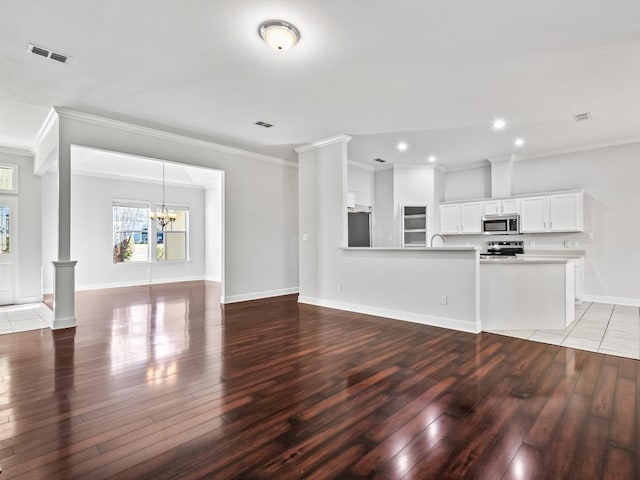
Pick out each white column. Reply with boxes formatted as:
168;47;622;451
51;260;77;329
52;130;77;329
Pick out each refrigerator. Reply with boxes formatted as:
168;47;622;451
348;212;371;247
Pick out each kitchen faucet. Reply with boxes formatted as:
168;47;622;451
430;233;446;247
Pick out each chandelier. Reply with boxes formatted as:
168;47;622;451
150;162;177;230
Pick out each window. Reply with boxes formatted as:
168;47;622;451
0;205;9;253
0;165;17;194
156;208;188;262
113;202;150;263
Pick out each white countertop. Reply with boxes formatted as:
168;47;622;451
520;249;586;257
480;257;569;265
341;246;479;251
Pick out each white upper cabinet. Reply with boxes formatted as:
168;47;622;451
501;198;521;215
440;204;461;234
549;192;583;232
483;201;500;216
460;202;483;233
521;196;549;233
442;190;582;235
520;191;583;233
483;198;521;216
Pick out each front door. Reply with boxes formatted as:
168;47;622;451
0;197;16;305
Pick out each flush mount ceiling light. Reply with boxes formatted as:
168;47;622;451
514;138;525;147
397;142;408;152
492;119;506;130
428;155;437;163
259;20;300;51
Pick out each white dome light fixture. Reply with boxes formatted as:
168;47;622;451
259;20;300;51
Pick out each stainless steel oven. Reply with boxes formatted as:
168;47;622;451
482;214;520;235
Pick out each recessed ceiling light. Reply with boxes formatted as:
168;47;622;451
428;155;437;163
492;119;506;130
259;20;300;51
514;138;525;147
397;142;408;152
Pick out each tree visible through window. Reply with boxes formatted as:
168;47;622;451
113;203;149;263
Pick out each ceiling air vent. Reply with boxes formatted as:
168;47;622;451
573;112;591;122
373;158;387;163
27;43;69;63
254;121;273;128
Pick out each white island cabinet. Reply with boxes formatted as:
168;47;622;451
480;258;575;331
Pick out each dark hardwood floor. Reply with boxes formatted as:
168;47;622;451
1;281;638;479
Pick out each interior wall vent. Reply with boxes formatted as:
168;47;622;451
373;158;387;163
254;121;273;128
573;112;591;122
27;43;69;63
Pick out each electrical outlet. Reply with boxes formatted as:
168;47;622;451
572;241;579;247
587;232;594;240
440;295;448;305
564;240;571;248
337;283;342;293
530;240;536;247
302;233;308;241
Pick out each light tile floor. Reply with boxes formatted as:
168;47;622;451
490;302;640;360
0;303;53;335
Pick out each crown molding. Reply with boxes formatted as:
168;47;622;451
53;107;298;168
295;134;352;154
517;135;640;162
347;159;375;172
0;145;32;157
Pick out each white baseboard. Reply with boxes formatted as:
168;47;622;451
582;294;640;307
204;276;222;282
16;295;44;304
298;296;481;334
75;276;206;292
221;287;299;304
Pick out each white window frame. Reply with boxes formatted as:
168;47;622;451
153;203;190;263
112;199;151;264
0;164;19;195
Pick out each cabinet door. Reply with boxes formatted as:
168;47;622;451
483;201;500;216
347;191;356;208
460;202;483;233
521;196;548;232
501;198;521;215
549;193;583;232
440;205;460;234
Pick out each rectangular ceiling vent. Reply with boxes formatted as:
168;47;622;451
27;43;69;63
373;158;387;163
573;112;591;122
254;121;273;128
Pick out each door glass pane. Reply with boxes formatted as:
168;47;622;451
0;206;9;253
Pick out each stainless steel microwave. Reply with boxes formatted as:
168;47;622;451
482;214;520;235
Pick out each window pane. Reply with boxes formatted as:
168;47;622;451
113;205;149;263
0;167;13;192
157;209;188;261
0;206;9;253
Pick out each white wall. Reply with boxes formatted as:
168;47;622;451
205;182;223;282
347;162;374;206
298;139;480;333
444;165;491;201
57;114;299;303
41;171;58;294
69;173;206;290
0;152;42;303
373;168;394;246
442;142;640;303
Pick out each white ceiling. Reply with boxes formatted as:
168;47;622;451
1;0;640;168
71;146;222;188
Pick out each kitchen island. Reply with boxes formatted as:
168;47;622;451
480;257;575;331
